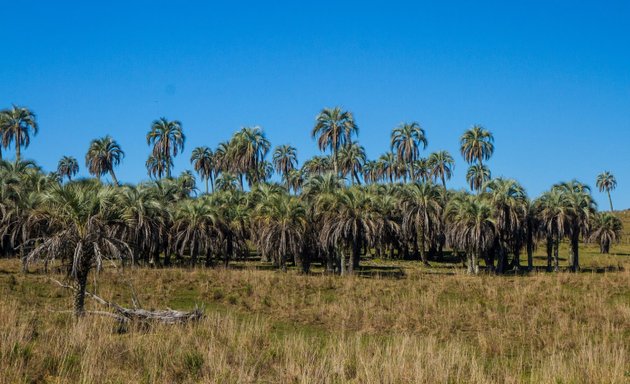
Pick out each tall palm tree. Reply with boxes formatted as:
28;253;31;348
428;151;455;189
57;156;79;182
400;182;442;265
25;183;131;316
301;156;332;177
338;142;366;185
553;181;596;272
537;189;570;272
312;107;358;176
391;122;428;181
85;136;124;186
191;146;215;194
0;105;38;162
230;127;271;187
146;117;185;179
484;178;527;272
460;125;494;166
172;199;223;266
272;144;298;189
445;194;497;274
252;194;308;272
596;171;617;211
319;188;382;275
589;212;623;254
466;164;491;193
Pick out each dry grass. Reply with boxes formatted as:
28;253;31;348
1;213;629;383
1;250;629;383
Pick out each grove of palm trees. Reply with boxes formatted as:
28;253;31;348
0;105;628;383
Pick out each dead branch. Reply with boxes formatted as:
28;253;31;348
50;278;204;324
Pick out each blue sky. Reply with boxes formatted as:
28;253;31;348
2;1;629;208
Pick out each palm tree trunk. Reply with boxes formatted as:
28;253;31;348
546;236;553;272
205;177;209;194
607;190;614;212
553;238;560;272
74;259;90;317
571;235;579;272
526;228;533;271
205;245;213;267
210;173;215;193
441;174;446;189
109;169;119;186
15;130;21;163
190;241;198;267
225;233;233;268
339;248;346;276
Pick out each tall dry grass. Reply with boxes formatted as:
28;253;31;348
0;259;629;383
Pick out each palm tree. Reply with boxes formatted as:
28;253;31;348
596;171;617;211
390;122;428;181
484;178;527;272
286;169;304;195
191;146;215;194
231;127;271;187
85;136;124;186
377;152;398;183
445;194;497;274
589;212;623;254
400;182;442;265
272;144;298;189
215;173;240;192
537;189;570;272
25;183;131;316
172;199;223;266
146;153;171;180
466;164;491;193
146;117;185;178
553;181;596;272
428;151;455;189
312;107;358;176
57;156;79;182
0;105;38;162
301;156;332;177
319;188;383;275
460;125;494;166
252;194;308;272
338;142;366;185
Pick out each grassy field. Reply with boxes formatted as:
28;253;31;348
0;211;629;383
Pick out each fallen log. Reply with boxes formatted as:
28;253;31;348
51;278;204;324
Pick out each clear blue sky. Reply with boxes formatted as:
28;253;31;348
2;1;629;208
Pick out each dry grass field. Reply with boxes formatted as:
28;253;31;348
1;211;629;383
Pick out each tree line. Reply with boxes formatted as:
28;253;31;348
0;104;623;315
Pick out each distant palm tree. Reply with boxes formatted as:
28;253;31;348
460;125;494;166
312;107;358;176
191;146;215;194
252;194;308;272
146;117;185;178
445;194;497;274
57;156;79;182
231;127;271;187
85;136;124;185
401;182;442;265
596;171;617;211
319;188;382;275
391;122;427;181
338;142;366;185
377;152;398;183
553;181;596;272
272;144;298;189
589;212;623;254
428;151;455;189
466;164;491;193
484;178;527;272
0;105;38;162
537;189;570;272
172;199;222;266
301;155;332;177
145;153;171;180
